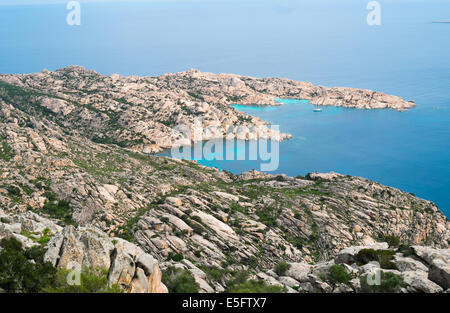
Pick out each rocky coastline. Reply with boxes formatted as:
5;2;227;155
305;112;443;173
0;66;414;154
0;66;447;294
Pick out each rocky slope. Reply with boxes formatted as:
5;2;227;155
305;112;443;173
1;208;448;293
0;66;414;154
259;242;450;293
0;67;446;293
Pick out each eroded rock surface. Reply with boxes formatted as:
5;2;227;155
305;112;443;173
0;209;167;293
259;244;449;293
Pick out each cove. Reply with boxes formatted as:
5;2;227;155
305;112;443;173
159;98;450;218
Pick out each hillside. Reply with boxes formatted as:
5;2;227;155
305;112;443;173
0;67;447;293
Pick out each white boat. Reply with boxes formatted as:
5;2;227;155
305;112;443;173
313;108;323;112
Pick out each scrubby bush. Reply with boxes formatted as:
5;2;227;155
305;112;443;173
6;185;21;197
191;223;206;235
0;237;56;293
0;136;13;161
224;270;284;293
274;261;291;276
397;245;414;257
255;206;281;227
227;279;285;293
42;191;76;226
360;271;406;293
0;237;121;293
355;249;398;270
200;266;231;283
168;252;184;262
379;235;401;248
43;268;121;293
327;264;351;285
162;267;200;293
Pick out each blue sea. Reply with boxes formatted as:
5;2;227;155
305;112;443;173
0;0;449;216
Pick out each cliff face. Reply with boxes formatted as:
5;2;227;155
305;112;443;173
0;67;447;293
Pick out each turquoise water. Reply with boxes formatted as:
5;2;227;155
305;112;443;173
1;0;449;216
235;100;450;208
161;99;450;216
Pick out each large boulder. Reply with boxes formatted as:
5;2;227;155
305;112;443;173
412;246;450;264
429;259;450;290
412;246;450;289
402;271;443;293
394;254;428;272
285;263;312;282
44;226;167;293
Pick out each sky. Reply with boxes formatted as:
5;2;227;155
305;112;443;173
1;0;445;5
0;0;186;5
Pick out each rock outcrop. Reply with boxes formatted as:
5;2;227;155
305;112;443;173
0;209;167;293
0;67;414;154
0;67;447;294
259;243;450;293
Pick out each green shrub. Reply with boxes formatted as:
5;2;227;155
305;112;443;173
42;192;76;226
226;270;249;287
360;271;406;293
355;249;398;270
0;136;13;161
168;252;184;262
162;267;199;293
38;236;51;245
191;223;206;234
0;237;57;293
225;270;284;293
42;268;121;293
255;206;281;227
379;235;401;248
200;266;230;283
327;264;351;285
7;185;21;197
227;280;284;293
397;245;414;257
274;261;291;276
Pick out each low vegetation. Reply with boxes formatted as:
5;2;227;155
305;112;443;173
327;264;352;285
360;271;406;293
378;234;401;248
225;270;284;293
355;249;398;270
162;267;200;293
226;279;285;293
0;237;56;293
274;261;291;276
0;237;120;293
41;191;76;226
42;268;122;293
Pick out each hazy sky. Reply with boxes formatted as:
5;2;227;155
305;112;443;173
0;0;440;5
0;0;185;5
